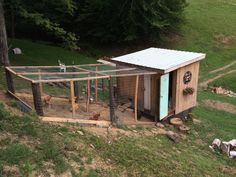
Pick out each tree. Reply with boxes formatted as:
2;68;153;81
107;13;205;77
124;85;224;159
0;0;10;66
4;0;80;50
77;0;187;43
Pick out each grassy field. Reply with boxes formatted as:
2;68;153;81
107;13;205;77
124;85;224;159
0;0;236;176
171;0;236;78
8;39;96;66
210;73;236;92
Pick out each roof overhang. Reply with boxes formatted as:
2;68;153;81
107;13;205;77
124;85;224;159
111;48;206;73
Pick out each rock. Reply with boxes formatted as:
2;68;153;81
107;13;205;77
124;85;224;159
166;131;181;143
90;144;95;149
77;130;84;136
155;122;165;128
179;125;190;133
193;118;201;124
170;118;183;126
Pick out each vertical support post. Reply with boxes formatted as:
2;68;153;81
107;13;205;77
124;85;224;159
70;80;75;118
31;82;44;116
102;79;105;92
74;81;79;103
86;79;90;112
73;67;79;103
134;75;139;122
5;68;15;93
95;66;98;102
38;69;43;95
109;77;115;123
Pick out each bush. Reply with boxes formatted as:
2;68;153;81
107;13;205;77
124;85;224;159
77;0;187;42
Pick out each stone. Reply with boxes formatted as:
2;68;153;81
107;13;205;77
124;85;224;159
166;131;181;143
179;125;190;133
155;122;165;128
77;130;84;136
170;118;183;126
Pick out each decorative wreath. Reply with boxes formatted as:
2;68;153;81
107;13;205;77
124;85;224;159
183;87;195;95
183;71;192;84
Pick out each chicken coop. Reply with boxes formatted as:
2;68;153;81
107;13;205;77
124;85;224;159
5;48;205;126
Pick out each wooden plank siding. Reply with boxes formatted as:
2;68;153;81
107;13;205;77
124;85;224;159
117;76;144;111
117;74;160;117
175;62;200;113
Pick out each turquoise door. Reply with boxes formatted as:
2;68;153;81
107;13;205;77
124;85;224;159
159;73;169;120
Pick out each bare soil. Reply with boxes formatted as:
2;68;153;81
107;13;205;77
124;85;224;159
210;61;236;74
200;70;236;88
202;99;236;114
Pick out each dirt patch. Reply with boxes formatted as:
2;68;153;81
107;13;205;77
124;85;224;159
210;61;236;74
195;138;205;145
214;34;236;47
211;86;236;98
220;166;236;175
2;165;20;177
200;69;236;88
85;126;167;140
202;99;236;114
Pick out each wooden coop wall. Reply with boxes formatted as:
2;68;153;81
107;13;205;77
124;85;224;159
175;61;200;114
116;76;144;110
117;74;160;117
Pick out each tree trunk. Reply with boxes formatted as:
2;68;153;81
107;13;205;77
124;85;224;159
0;0;10;66
10;5;15;38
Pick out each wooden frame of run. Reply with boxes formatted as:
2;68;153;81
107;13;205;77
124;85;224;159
5;63;157;125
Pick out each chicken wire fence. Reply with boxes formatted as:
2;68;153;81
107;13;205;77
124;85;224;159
6;64;157;123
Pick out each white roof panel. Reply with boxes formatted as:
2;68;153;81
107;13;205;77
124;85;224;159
111;48;206;73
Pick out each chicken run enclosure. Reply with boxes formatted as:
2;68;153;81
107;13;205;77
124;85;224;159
5;64;157;126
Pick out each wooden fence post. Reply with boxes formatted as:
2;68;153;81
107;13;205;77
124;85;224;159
70;80;75;117
74;81;79;103
134;75;139;122
5;68;15;93
31;83;44;116
109;77;115;124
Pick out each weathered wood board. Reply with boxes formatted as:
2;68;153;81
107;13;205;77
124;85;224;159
175;62;200;114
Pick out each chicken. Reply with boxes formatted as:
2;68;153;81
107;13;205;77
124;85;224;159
89;113;100;120
43;95;52;105
70;103;80;112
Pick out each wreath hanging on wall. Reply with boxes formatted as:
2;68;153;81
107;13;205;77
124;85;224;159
183;71;192;84
183;87;195;95
183;71;194;95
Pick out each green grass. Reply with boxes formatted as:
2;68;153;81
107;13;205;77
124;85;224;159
209;72;236;92
198;90;236;105
9;39;96;66
169;0;236;78
0;0;236;176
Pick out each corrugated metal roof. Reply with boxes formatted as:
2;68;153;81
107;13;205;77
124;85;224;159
111;48;206;73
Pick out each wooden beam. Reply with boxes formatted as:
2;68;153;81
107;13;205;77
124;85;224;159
70;80;75;117
7;90;32;110
109;72;157;78
5;68;15;93
86;78;90;112
31;83;44;116
95;66;98;102
109;77;115;123
32;75;110;83
40;116;111;127
5;67;33;82
38;69;43;95
74;66;109;77
17;71;90;75
134;75;139;122
8;63;107;69
99;68;137;73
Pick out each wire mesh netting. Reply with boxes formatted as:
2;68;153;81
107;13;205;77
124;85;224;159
7;64;157;123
